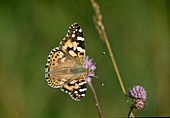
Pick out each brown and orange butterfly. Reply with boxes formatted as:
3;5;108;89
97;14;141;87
45;23;90;101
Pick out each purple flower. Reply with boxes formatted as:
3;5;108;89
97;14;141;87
84;56;96;82
128;85;147;110
135;99;145;110
128;85;147;101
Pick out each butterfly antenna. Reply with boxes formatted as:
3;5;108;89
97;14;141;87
94;52;105;86
93;76;105;86
95;51;105;64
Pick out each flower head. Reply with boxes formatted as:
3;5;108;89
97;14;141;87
128;85;147;101
128;85;147;110
84;56;96;82
134;99;145;110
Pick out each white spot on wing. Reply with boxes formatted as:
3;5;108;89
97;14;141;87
79;88;87;92
78;29;82;32
72;34;75;38
81;94;85;97
77;47;85;52
77;36;84;41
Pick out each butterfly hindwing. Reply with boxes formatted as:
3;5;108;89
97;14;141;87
61;76;87;101
45;47;74;88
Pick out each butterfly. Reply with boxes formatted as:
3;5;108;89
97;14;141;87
45;23;95;101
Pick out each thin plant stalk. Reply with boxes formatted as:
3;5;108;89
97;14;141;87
128;106;134;118
87;81;104;118
90;0;134;117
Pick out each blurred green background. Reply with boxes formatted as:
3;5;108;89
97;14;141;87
0;0;170;117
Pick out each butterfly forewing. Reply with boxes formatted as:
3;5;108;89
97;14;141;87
59;23;85;64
